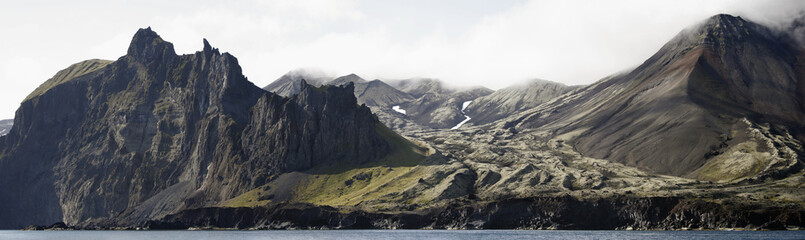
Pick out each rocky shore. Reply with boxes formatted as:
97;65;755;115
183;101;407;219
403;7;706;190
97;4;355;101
27;196;797;231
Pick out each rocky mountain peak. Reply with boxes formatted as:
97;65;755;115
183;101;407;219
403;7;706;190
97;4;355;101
203;38;212;52
699;14;753;43
679;13;784;52
126;27;177;62
704;13;748;29
331;73;366;86
201;38;221;57
344;73;362;80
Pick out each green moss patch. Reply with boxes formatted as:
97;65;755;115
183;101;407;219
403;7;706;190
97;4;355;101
25;59;112;101
696;141;772;182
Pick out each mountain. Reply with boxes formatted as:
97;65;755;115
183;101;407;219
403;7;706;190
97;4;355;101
329;73;367;86
371;78;493;130
265;75;495;130
0;28;396;228
400;88;493;129
464;79;577;126
504;14;804;179
387;78;450;98
329;74;415;107
264;73;415;107
0;119;11;136
262;70;332;97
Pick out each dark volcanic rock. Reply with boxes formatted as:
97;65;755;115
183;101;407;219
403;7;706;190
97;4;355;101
0;28;390;228
146;197;805;230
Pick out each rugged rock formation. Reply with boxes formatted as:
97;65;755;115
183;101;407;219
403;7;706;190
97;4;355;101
147;197;805;230
505;14;805;178
0;27;392;228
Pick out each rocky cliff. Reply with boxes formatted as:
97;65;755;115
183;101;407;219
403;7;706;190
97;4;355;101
147;196;805;230
0;27;392;228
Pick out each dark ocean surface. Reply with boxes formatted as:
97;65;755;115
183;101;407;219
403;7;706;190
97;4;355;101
2;230;805;240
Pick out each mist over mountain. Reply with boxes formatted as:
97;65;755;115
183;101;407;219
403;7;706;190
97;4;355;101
263;73;495;130
0;119;11;137
262;70;332;97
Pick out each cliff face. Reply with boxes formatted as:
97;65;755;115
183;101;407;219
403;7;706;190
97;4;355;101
0;28;390;228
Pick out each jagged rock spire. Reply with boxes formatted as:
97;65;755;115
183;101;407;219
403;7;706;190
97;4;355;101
127;27;177;62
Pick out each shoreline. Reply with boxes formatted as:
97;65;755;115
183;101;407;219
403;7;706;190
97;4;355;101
17;196;805;231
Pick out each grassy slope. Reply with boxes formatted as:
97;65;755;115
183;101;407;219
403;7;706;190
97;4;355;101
222;123;432;208
696;141;772;182
24;59;112;101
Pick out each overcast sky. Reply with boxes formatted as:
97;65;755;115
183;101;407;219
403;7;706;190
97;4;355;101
0;0;803;120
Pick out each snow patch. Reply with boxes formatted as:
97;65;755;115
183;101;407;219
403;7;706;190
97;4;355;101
451;101;473;130
392;105;407;115
461;101;472;112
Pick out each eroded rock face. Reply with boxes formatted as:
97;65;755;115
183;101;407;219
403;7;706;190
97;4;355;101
0;28;390;228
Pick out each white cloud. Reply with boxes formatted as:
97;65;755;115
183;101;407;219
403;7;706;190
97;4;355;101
0;0;803;119
0;57;47;119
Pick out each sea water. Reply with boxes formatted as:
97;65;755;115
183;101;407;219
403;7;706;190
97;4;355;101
1;229;804;240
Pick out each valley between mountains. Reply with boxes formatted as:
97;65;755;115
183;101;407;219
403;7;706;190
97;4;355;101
2;14;805;230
